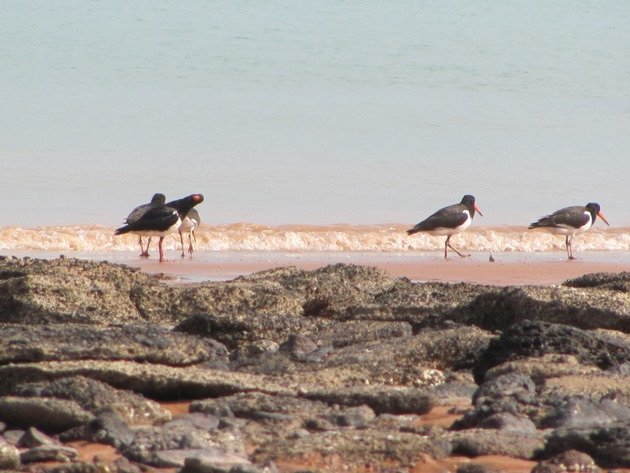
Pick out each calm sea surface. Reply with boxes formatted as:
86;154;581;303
1;1;629;227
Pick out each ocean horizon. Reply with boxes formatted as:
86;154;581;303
1;1;629;228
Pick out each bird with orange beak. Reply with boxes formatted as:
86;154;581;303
529;202;610;259
407;194;483;259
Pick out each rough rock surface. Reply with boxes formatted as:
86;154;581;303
0;257;628;471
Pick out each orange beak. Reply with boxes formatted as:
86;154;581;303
598;211;610;226
474;203;483;217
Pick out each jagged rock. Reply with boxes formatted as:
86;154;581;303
563;271;630;291
473;320;630;382
450;429;546;459
20;444;79;463
540;398;630;429
74;411;136;449
0;360;294;400
532;449;601;473
0;396;93;433
122;421;246;467
264;429;452;467
456;463;504;473
43;458;143;473
543;422;630;468
448;284;630;332
9;375;171;425
484;354;601;384
302;386;434;415
17;427;57;448
0;257;168;324
164;412;220;432
0;324;228;367
477;412;536;433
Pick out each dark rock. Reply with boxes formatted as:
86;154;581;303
20;444;79;463
451;429;545;459
191;392;328;422
0;360;291;400
473;372;536;404
540;398;630;429
473;320;630;382
0;324;228;369
43;458;143;473
9;375;171;425
312;320;413;348
448;284;630;332
17;426;57;448
151;448;251;469
122;420;246;466
0;396;93;433
544;422;630;468
326;405;375;428
0;257;169;324
86;411;135;449
477;412;536;433
456;463;504;473
164;412;220;431
532;449;601;473
563;272;630;291
302;386;434;415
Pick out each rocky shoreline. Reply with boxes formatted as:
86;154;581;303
0;256;628;472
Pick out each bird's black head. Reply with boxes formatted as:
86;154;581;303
585;202;610;226
461;194;483;217
151;193;166;204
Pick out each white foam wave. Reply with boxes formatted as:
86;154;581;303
0;224;628;253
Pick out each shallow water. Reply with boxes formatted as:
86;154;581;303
1;1;629;227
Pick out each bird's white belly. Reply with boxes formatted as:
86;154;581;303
547;215;593;236
427;212;472;236
179;217;198;233
132;219;182;237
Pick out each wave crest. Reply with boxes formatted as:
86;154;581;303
1;224;628;253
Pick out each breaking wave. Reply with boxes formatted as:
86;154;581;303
0;224;628;253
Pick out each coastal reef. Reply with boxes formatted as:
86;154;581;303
0;256;629;472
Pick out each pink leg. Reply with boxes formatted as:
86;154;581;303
188;230;194;255
179;231;185;258
158;236;165;262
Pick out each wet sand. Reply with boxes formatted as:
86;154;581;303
121;251;630;286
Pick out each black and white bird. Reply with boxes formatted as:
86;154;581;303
115;194;204;262
528;202;610;259
124;193;166;258
407;194;483;259
176;207;201;258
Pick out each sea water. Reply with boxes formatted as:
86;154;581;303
1;1;629;232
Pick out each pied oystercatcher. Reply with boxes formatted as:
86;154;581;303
115;194;204;262
176;207;201;258
407;194;483;259
528;202;610;259
124;193;166;258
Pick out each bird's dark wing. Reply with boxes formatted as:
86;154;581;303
407;204;468;234
529;206;589;229
116;206;179;235
125;203;151;224
187;208;201;224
